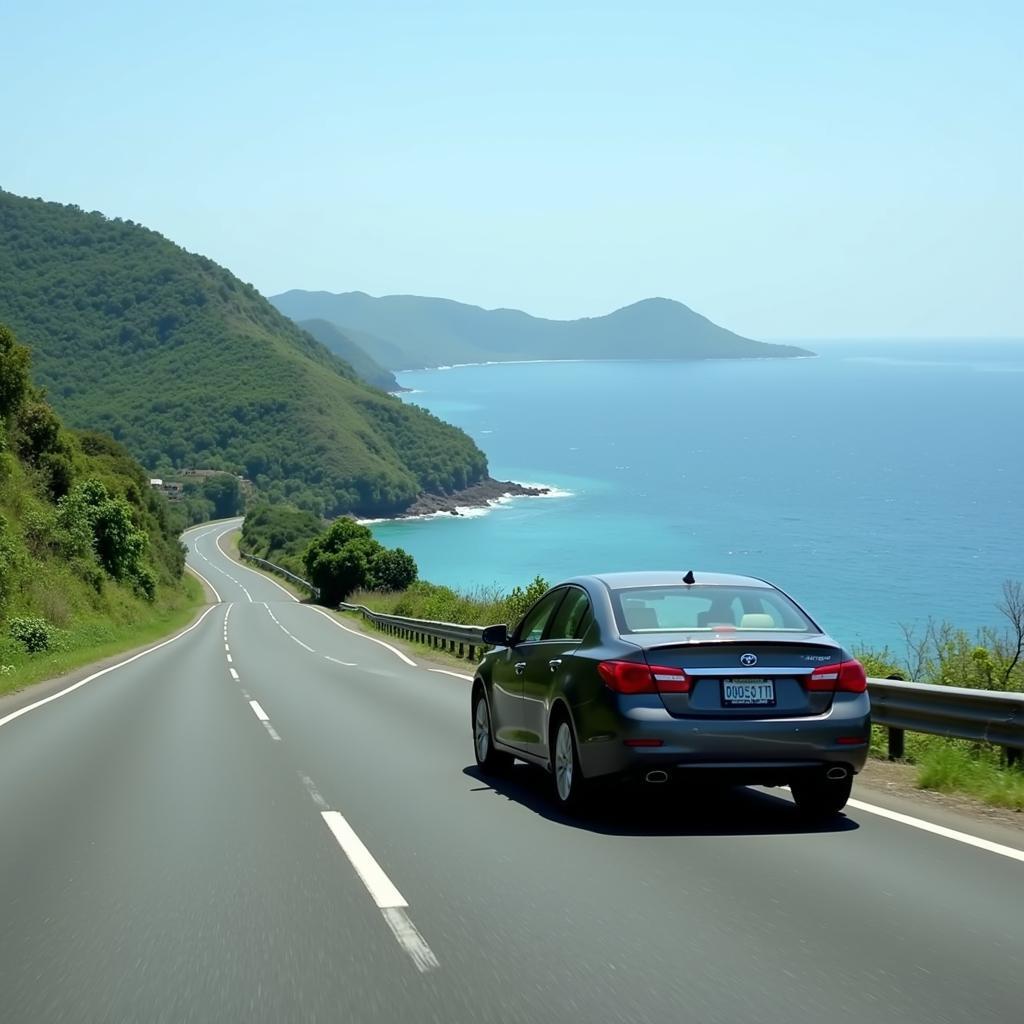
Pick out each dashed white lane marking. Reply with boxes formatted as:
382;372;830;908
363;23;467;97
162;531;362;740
249;700;269;721
188;534;253;602
320;810;439;973
307;607;417;667
263;603;319;654
381;908;441;974
326;656;357;667
226;654;233;663
0;606;219;730
185;564;222;603
321;811;407;908
264;723;282;742
847;798;1024;865
428;668;473;681
229;668;240;680
224;643;230;651
299;773;330;810
216;527;300;603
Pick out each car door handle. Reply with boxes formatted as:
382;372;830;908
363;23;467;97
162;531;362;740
514;662;526;676
548;659;562;672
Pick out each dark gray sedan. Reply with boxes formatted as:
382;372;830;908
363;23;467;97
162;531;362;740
471;571;870;817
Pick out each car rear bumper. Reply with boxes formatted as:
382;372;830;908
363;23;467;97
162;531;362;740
577;694;871;781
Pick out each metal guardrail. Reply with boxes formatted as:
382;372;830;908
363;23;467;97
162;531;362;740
240;553;319;599
336;604;1024;762
869;677;1023;763
339;603;487;662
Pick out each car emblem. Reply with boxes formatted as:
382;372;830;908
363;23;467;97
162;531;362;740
740;653;758;667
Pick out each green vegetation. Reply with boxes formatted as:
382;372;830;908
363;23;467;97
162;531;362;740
347;576;549;629
856;582;1024;693
0;323;197;696
0;189;489;518
298;319;401;392
856;581;1024;810
239;503;324;577
303;519;417;605
271;290;814;369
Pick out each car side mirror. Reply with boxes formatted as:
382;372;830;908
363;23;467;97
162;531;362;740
481;624;510;647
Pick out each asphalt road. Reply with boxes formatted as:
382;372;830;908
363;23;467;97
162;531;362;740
1;519;1022;1023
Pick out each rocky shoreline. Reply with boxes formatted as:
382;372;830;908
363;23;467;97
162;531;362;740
400;478;551;518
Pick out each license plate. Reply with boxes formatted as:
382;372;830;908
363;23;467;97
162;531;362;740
722;679;776;706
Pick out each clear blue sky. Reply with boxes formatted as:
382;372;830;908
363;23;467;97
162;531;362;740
2;1;1021;338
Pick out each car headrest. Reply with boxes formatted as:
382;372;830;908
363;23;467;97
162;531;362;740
739;613;776;629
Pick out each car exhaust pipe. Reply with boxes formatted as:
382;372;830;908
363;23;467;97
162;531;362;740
826;766;849;781
645;770;669;784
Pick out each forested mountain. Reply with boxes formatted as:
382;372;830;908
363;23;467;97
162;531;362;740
297;319;401;392
0;191;488;517
270;290;813;369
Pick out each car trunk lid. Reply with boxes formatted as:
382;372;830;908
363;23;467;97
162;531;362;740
642;635;842;718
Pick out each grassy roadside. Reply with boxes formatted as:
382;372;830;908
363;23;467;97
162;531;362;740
869;725;1024;811
0;575;204;698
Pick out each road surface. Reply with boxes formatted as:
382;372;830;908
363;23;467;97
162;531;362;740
1;520;1021;1022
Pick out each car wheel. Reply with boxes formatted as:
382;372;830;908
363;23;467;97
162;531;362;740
790;771;853;818
551;716;589;811
473;690;512;774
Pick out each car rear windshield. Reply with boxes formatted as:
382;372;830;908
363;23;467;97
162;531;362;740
610;585;818;634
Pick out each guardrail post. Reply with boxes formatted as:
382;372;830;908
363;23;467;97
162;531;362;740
1007;746;1021;768
468;645;476;661
888;726;905;761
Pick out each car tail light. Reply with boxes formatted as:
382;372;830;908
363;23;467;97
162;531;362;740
598;661;691;694
806;659;867;694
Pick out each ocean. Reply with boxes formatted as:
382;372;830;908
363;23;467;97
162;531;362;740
369;340;1024;654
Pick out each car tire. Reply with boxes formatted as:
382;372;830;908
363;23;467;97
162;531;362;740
473;689;512;775
790;771;853;818
551;715;589;812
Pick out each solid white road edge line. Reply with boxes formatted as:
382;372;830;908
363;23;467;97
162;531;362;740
428;668;473;681
0;605;219;730
320;810;408;908
846;798;1024;864
249;699;269;722
307;607;417;667
216;526;299;602
185;563;222;603
381;908;441;974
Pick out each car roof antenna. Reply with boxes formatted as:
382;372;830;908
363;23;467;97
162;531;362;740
682;570;696;585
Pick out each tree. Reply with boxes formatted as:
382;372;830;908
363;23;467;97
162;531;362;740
201;473;243;518
303;517;418;605
0;324;31;420
369;547;417;591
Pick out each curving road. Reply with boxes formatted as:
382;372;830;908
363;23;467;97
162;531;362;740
1;519;1022;1022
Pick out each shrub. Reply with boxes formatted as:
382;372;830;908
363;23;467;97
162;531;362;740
132;565;158;602
368;547;417;591
8;616;55;653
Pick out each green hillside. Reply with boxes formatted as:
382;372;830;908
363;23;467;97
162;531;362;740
0;190;488;517
1;323;198;694
297;318;401;392
270;290;813;369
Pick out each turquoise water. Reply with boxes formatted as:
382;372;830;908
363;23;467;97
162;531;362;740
370;341;1024;652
